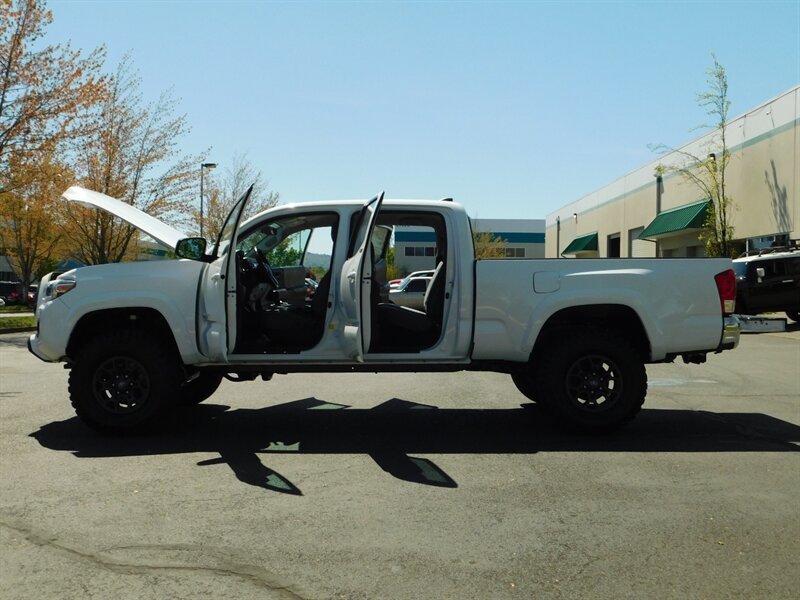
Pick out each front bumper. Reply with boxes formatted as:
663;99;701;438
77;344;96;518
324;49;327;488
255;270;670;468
28;332;64;362
27;295;71;362
717;315;741;352
28;334;47;362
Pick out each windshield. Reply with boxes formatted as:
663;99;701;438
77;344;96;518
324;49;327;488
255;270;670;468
732;262;748;277
237;223;310;266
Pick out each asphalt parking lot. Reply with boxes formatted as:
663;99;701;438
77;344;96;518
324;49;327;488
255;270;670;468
1;327;799;600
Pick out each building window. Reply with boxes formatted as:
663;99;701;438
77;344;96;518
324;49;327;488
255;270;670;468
404;246;437;257
504;247;525;258
686;246;706;258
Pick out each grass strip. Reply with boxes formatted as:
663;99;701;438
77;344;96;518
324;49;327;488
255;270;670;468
0;305;32;313
0;316;36;330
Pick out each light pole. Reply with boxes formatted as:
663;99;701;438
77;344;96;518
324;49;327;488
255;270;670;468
199;162;217;239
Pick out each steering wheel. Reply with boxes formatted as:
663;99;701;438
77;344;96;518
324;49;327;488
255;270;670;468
255;248;280;288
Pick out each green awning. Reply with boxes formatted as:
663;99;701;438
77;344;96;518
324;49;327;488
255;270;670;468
639;199;710;239
562;232;598;255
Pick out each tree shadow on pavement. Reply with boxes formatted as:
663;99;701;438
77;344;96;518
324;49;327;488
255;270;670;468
30;398;800;495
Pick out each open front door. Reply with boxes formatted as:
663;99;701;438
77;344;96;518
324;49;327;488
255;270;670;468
339;192;384;361
200;186;254;360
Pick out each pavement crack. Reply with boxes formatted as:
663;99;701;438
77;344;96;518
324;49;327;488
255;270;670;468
0;519;307;599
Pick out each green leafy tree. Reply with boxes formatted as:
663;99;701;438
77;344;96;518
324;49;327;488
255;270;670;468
652;54;736;257
267;237;301;267
385;245;401;280
473;231;507;259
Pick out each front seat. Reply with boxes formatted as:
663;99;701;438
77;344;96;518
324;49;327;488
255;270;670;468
259;271;331;348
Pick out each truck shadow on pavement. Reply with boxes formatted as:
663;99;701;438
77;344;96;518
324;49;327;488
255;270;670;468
30;397;800;495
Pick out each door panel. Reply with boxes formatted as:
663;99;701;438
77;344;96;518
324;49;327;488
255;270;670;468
199;255;228;360
371;225;391;302
339;192;384;361
200;186;254;359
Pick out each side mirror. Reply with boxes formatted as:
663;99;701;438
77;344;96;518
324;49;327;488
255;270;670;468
175;237;207;261
756;267;765;279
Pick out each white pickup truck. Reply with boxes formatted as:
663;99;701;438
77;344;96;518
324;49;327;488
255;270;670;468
30;186;740;433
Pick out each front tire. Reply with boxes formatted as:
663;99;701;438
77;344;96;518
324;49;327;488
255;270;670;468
511;371;536;402
177;371;223;406
535;330;647;432
786;310;799;323
69;330;180;433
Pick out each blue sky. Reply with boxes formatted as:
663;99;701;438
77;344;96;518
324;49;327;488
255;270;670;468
46;0;799;219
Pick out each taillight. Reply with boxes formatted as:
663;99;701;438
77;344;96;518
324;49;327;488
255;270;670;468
714;269;736;316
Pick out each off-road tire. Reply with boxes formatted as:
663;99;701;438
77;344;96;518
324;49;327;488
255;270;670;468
68;329;180;433
535;329;647;433
512;371;543;404
177;371;223;406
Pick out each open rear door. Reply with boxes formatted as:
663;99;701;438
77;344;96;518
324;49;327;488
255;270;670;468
339;192;384;361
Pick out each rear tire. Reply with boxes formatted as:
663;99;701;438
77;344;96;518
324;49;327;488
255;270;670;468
68;330;180;433
535;329;647;432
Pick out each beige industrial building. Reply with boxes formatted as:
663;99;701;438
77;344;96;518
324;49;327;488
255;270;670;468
546;85;799;258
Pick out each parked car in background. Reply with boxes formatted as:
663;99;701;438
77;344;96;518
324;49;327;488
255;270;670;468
388;276;432;310
388;269;435;289
0;281;23;305
27;284;38;307
732;247;800;321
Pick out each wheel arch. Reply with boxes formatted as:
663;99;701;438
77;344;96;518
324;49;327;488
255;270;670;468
529;304;651;366
66;307;183;366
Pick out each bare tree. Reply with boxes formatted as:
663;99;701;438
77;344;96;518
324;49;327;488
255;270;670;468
199;152;279;242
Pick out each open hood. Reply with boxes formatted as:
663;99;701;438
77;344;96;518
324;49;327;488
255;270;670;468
61;186;187;250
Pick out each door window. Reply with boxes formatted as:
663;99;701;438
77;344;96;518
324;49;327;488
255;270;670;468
232;212;339;354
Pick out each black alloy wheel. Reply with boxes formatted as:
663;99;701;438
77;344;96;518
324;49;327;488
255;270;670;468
69;329;179;433
91;355;152;414
535;330;647;432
